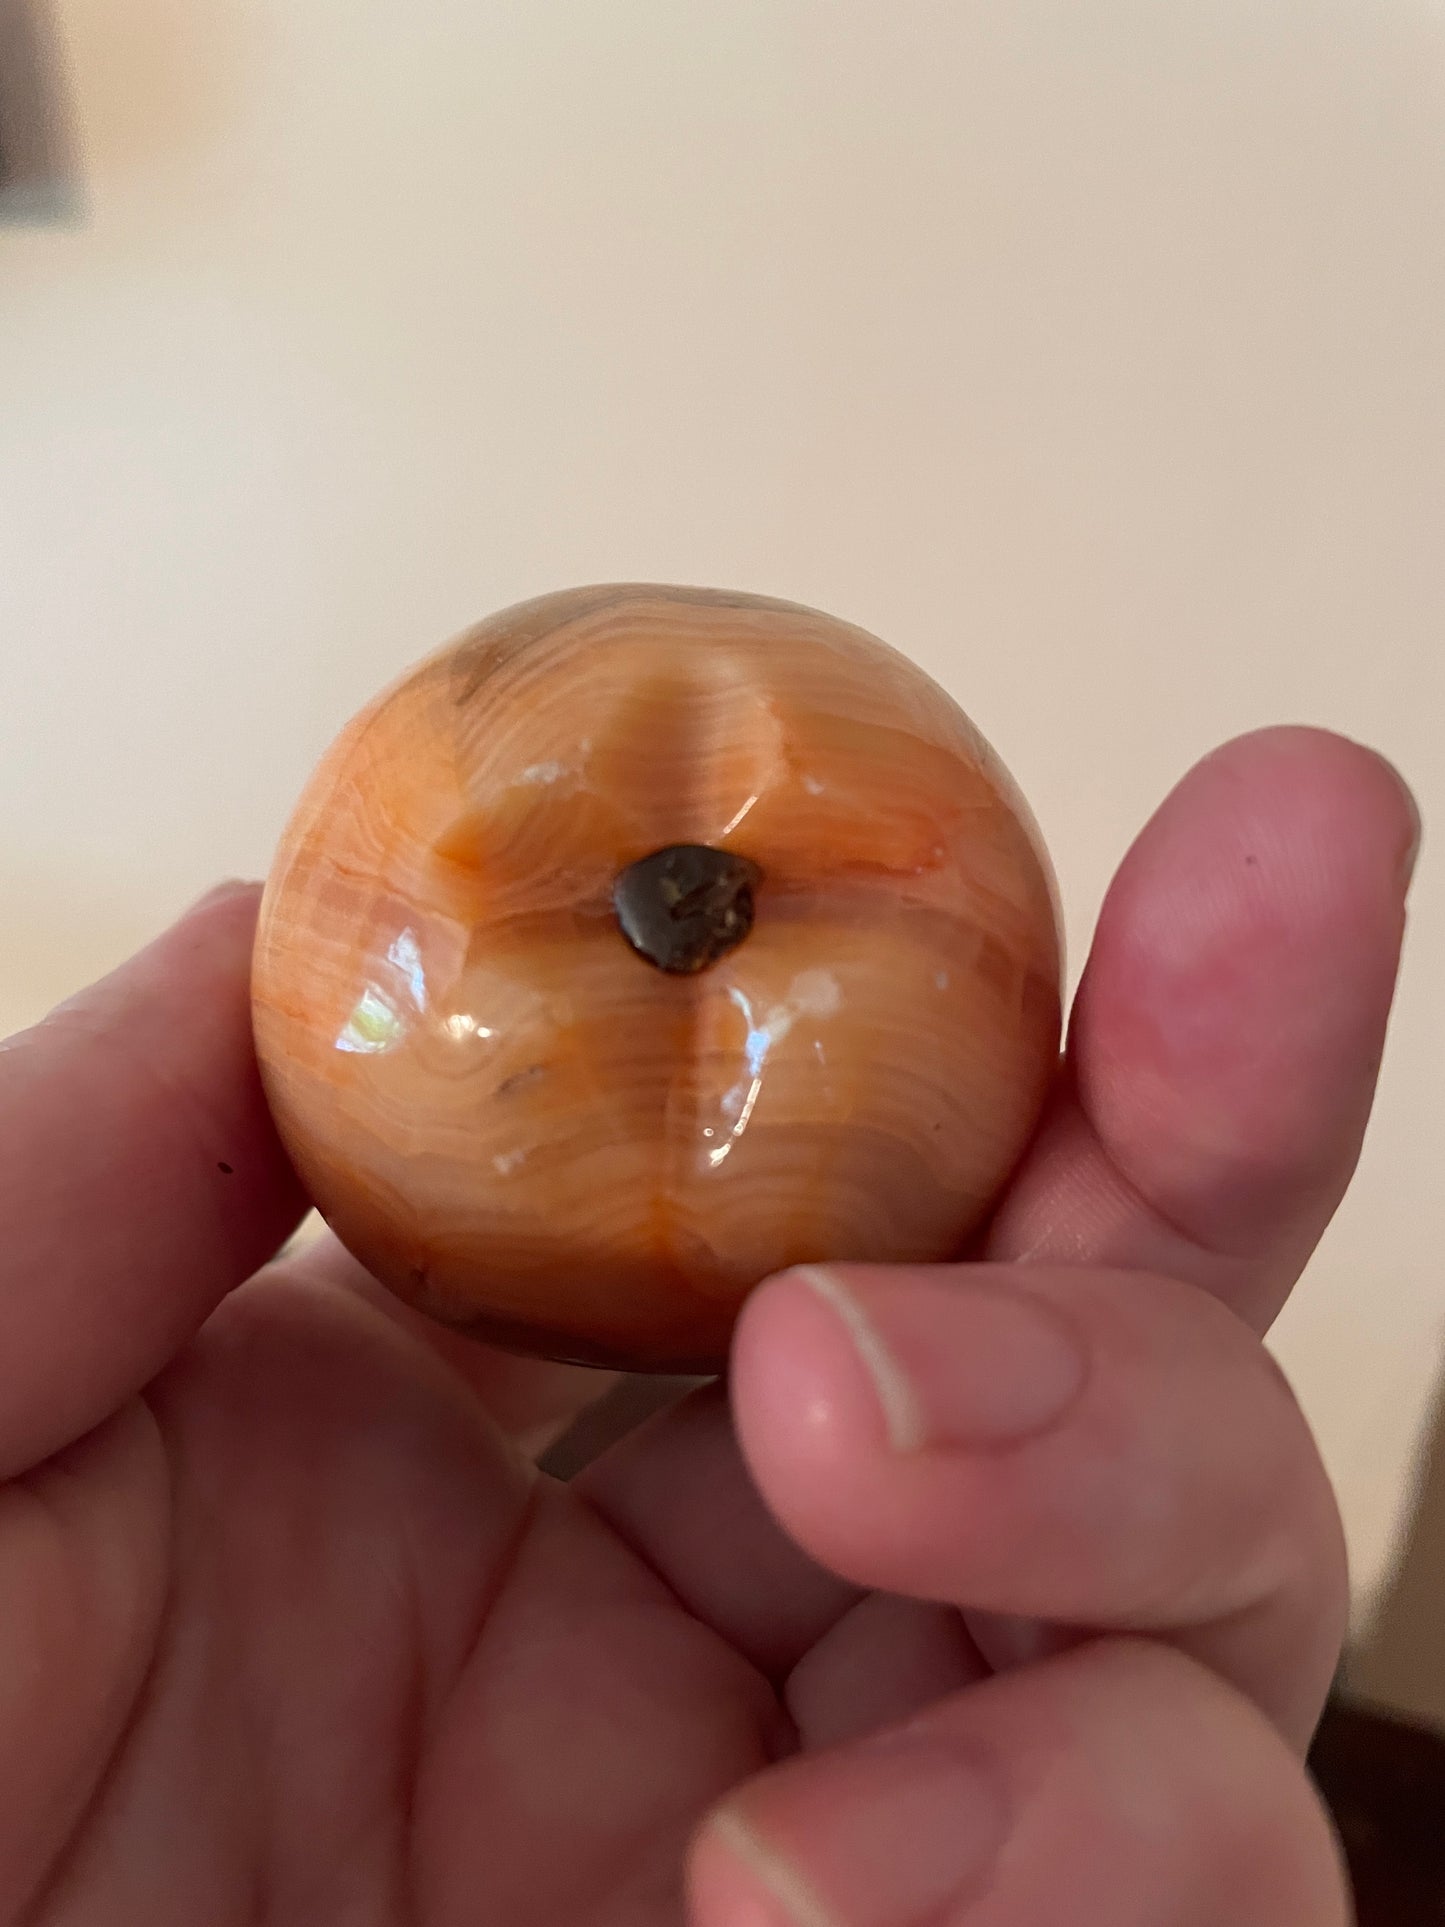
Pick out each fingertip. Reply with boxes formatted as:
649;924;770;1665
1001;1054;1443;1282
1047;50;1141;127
691;1736;1005;1927
37;880;264;1035
690;1810;836;1927
731;1262;1089;1594
1355;741;1423;888
180;877;264;921
1154;725;1417;916
0;885;307;1472
731;1267;873;1492
1072;723;1413;1262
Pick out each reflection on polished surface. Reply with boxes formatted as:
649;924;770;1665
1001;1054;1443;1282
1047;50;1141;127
252;585;1063;1370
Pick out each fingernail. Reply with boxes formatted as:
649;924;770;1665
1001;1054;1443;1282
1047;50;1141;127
183;878;260;919
797;1266;1086;1453
711;1739;1003;1927
1373;753;1422;890
709;1812;838;1927
1400;793;1422;892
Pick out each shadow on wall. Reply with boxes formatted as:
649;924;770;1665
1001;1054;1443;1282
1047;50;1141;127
1353;1359;1445;1725
0;0;76;219
1;0;260;220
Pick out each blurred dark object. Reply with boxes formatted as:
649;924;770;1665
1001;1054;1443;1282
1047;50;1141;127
539;1373;707;1479
0;0;75;220
1312;1698;1445;1924
1351;1380;1445;1738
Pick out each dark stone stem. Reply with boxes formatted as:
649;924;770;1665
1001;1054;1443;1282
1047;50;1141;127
612;845;762;974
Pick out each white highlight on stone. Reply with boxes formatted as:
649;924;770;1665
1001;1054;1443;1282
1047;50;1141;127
708;971;843;1168
518;760;566;785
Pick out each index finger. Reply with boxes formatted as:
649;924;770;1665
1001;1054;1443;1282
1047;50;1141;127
0;883;306;1476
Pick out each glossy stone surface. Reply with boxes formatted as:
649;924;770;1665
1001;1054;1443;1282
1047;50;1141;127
252;585;1063;1370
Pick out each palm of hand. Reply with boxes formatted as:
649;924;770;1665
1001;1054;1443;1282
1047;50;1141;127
0;729;1418;1927
21;1281;775;1925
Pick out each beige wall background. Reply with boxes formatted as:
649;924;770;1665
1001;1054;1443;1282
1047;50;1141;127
1;0;1442;1660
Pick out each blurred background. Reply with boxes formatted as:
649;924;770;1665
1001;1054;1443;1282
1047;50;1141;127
1;0;1442;1714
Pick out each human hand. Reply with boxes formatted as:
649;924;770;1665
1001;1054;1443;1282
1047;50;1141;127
0;727;1415;1925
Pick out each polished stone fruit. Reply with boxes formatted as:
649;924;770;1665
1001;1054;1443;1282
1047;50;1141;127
252;585;1063;1370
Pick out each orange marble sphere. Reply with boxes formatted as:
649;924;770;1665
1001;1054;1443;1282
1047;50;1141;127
252;586;1063;1370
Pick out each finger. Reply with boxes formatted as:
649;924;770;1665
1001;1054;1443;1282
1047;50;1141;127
0;884;306;1475
783;1592;990;1752
577;1382;863;1682
279;1232;622;1456
585;1405;993;1754
988;727;1416;1331
690;1640;1349;1927
733;1261;1348;1749
0;1401;168;1919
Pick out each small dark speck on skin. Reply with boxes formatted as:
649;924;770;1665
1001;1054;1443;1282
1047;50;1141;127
217;1161;234;1175
1245;855;1259;867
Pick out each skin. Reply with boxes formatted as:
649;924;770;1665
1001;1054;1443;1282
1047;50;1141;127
0;725;1418;1927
